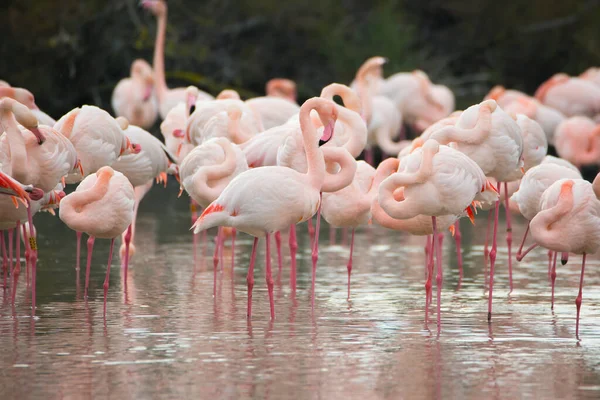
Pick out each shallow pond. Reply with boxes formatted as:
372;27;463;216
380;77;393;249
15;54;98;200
1;184;600;399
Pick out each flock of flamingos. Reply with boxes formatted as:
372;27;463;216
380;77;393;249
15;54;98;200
2;0;600;338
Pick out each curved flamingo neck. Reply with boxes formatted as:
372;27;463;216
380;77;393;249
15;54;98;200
0;111;28;182
152;6;168;102
191;139;237;202
530;181;574;243
299;100;327;190
67;171;113;212
321;147;357;192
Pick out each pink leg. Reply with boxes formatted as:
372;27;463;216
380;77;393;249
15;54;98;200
488;184;501;322
274;231;282;282
123;225;132;286
347;228;355;300
547;250;553;280
213;228;222;297
504;182;514;292
265;233;275;320
453;220;463;283
85;236;95;299
11;222;20;303
550;251;557;309
307;218;315;243
231;228;236;270
310;194;323;309
518;243;539;261
289;225;297;291
246;237;259;318
102;238;115;315
434;218;443;331
561;252;569;265
424;235;432;323
484;210;493;261
1;231;5;289
516;223;530;260
424;235;431;280
75;231;82;271
23;225;30;287
575;253;586;339
329;225;336;245
8;229;13;289
26;201;37;316
365;147;374;166
191;200;199;264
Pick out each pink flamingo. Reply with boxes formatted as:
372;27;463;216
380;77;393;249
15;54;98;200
160;86;199;162
535;73;600;119
110;120;176;280
141;0;213;119
375;139;497;329
424;99;523;320
59;167;134;312
191;97;340;319
111;59;158;129
553;117;600;169
246;80;300;130
529;176;600;338
0;85;55;126
179;137;248;292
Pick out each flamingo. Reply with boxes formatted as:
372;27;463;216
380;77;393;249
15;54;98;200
0;98;79;312
179;137;248;290
59;166;134;313
141;0;213;119
265;79;297;102
580;67;600;87
553;117;600;169
110;119;176;281
375;139;497;328
535;73;600;119
423;99;523;320
160;86;199;162
111;59;158;129
246;80;300;130
191;97;340;320
529;176;600;338
0;85;56;126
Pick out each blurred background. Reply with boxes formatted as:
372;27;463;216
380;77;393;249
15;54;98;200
2;0;600;119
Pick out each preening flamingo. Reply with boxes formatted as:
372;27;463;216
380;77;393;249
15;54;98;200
553;117;600;169
142;0;213;119
192;97;340;320
0;85;55;126
111;59;158;129
535;73;600;119
529;176;600;338
59;166;134;313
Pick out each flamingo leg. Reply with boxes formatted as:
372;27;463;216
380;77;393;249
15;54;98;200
518;243;539;261
307;218;315;243
11;221;20;303
547;250;553;280
551;251;557;309
123;225;132;286
231;228;236;270
365;147;374;166
23;225;30;287
504;182;513;292
274;231;282;282
425;234;432;323
488;184;501;322
191;200;198;264
436;227;444;331
575;253;586;339
516;223;529;260
247;237;259;318
1;231;5;289
213;227;222;297
27;200;37;315
8;228;13;290
453;220;463;283
310;194;323;309
265;232;275;320
102;238;115;315
289;224;297;292
484;210;493;289
75;231;82;271
85;236;95;299
347;228;355;300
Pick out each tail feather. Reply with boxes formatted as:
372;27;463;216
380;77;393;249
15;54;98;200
191;203;228;234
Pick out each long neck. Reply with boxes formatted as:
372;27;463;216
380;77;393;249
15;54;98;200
0;111;28;181
530;182;574;244
337;107;367;158
63;173;112;216
321;147;357;192
153;9;168;101
299;105;326;190
593;174;600;199
191;140;237;202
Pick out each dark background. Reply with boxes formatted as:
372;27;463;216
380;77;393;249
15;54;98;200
2;0;600;120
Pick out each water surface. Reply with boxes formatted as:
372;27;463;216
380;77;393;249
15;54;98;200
1;186;600;399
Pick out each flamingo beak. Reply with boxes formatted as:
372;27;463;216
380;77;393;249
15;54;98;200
186;94;196;115
143;84;153;101
30;127;46;145
319;121;335;146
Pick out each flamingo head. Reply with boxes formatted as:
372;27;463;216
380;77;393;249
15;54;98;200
266;79;297;102
141;0;166;17
186;86;199;116
216;89;241;100
317;104;338;146
485;85;506;101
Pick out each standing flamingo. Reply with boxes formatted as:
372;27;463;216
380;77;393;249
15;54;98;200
141;0;213;119
376;139;497;329
246;80;300;130
420;100;523;320
160;86;199;162
191;97;339;320
111;59;158;129
529;176;600;338
59;167;134;312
